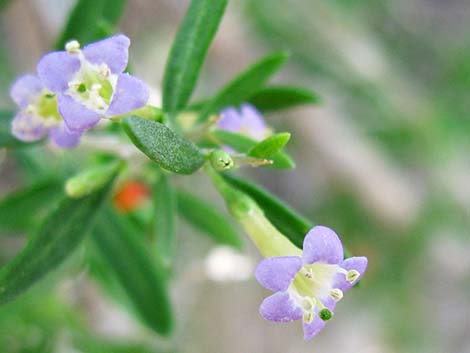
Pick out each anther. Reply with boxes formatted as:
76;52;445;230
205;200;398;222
65;40;81;53
330;288;343;301
346;270;360;284
303;311;314;324
302;296;316;311
98;64;111;77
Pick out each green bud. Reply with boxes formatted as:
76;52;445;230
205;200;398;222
210;150;234;171
319;308;333;321
65;160;123;198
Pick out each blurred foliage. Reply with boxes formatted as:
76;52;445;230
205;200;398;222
0;0;468;352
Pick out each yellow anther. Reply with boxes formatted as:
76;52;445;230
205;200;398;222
303;311;314;324
346;270;360;284
65;40;81;53
330;288;343;301
302;296;316;311
98;63;111;77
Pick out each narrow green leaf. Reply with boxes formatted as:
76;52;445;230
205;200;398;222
152;174;176;267
213;130;295;169
122;116;205;174
198;52;289;122
162;0;228;116
0;179;63;233
0;111;29;148
56;0;127;49
248;86;320;112
0;173;118;305
248;132;291;159
222;174;312;248
176;189;242;249
92;208;173;336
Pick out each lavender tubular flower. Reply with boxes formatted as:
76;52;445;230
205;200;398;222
10;74;81;148
37;35;149;133
218;103;270;141
255;226;368;340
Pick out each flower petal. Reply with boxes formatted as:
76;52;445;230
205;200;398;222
240;103;267;140
334;256;368;292
302;314;326;340
302;225;344;265
259;291;303;323
10;75;44;107
11;111;48;142
83;34;130;74
218;107;242;132
106;74;149;117
255;256;302;292
37;51;81;92
57;94;101;132
48;122;81;149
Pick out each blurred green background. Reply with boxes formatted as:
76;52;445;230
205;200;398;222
0;0;469;352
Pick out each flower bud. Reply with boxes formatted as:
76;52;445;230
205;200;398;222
66;160;123;198
210;150;234;171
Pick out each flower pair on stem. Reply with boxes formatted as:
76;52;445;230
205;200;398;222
10;35;148;148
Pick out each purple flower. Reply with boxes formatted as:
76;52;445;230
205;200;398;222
218;104;270;141
10;74;81;148
255;225;368;340
36;35;149;133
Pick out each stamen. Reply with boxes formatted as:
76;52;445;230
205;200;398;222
68;80;82;90
98;63;111;78
319;308;333;321
65;40;81;53
26;104;35;114
346;270;360;284
330;288;343;301
303;311;315;324
302;296;316;311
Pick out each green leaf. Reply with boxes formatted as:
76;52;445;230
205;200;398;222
248;86;320;112
122;116;205;174
0;111;28;148
198;52;289;122
152;174;176;267
0;173;118;305
176;189;242;249
222;174;312;248
213;130;295;169
92;208;173;336
248;132;291;159
162;0;228;116
65;160;123;198
56;0;127;49
0;0;11;11
0;179;63;233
